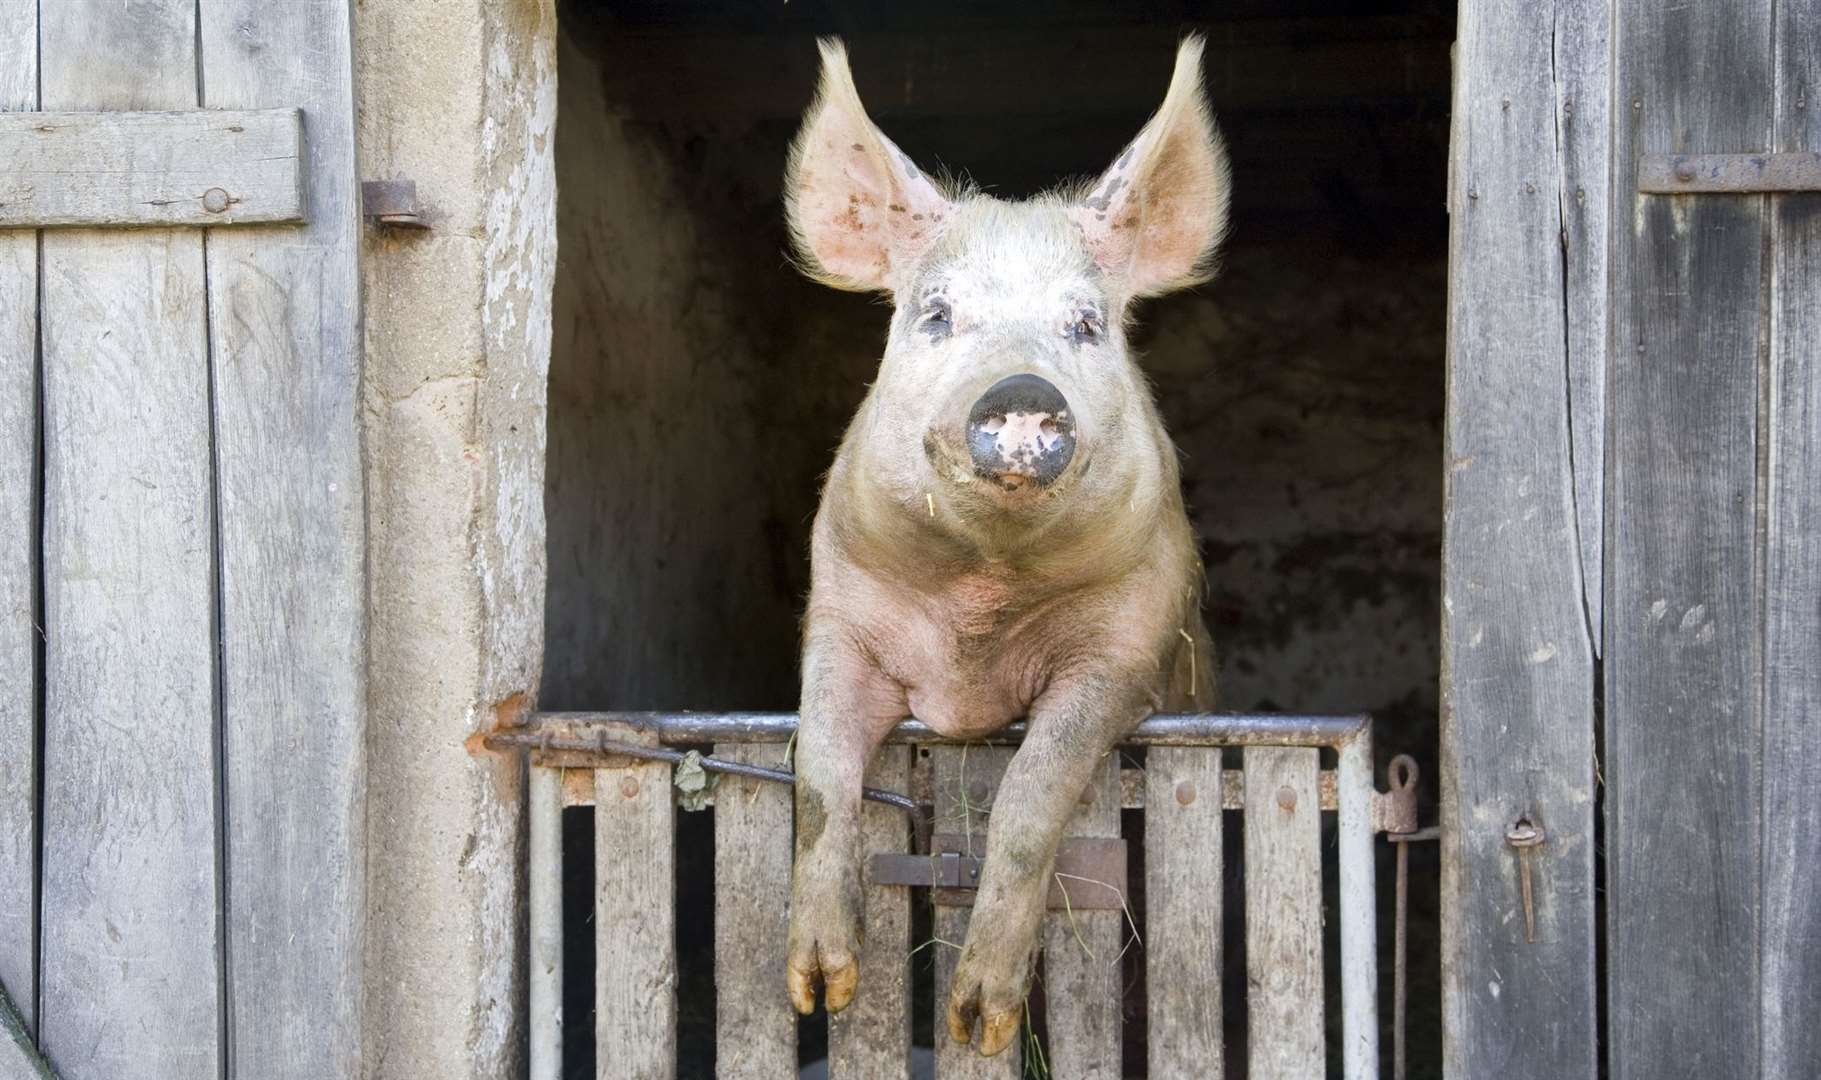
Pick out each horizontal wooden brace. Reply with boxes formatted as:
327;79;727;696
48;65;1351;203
1638;151;1821;193
0;108;304;227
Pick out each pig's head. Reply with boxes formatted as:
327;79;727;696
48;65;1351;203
786;38;1229;551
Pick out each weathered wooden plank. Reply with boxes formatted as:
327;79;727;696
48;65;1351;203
932;745;1020;1079
529;767;565;1080
1441;2;1602;1076
1606;1;1771;1076
596;758;677;1080
195;3;366;1075
1042;752;1122;1079
35;2;221;1076
714;743;796;1076
0;0;37;1036
828;746;912;1080
1762;4;1821;1073
1554;0;1611;648
1144;747;1223;1078
1243;746;1321;1080
0;108;302;228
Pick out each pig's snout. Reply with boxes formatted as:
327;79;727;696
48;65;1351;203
965;374;1077;490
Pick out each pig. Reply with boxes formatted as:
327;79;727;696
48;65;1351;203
783;36;1226;1057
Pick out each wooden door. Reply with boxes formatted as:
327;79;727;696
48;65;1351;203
0;3;365;1077
1446;0;1821;1076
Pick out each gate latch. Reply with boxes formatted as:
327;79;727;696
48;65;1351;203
869;835;1127;911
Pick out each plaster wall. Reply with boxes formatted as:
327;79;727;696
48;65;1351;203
355;1;556;1076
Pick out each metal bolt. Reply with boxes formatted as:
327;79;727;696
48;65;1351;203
202;187;230;213
1506;819;1545;943
1674;160;1697;182
1175;779;1197;807
1277;785;1298;812
620;775;641;799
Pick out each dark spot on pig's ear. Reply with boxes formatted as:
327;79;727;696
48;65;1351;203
1083;176;1126;213
850;142;865;152
889;203;907;213
912;213;925;221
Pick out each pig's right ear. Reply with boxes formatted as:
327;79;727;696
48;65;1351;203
785;39;951;293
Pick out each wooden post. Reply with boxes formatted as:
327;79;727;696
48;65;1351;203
713;743;797;1076
197;3;367;1075
1243;747;1323;1080
1144;747;1224;1079
828;747;913;1079
0;0;38;1036
1762;2;1821;1073
1607;1;1772;1076
596;755;677;1079
931;745;1020;1079
1041;752;1122;1078
1442;1;1605;1076
36;2;222;1075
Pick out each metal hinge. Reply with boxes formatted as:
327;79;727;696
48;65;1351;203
360;178;429;228
1639;152;1821;193
869;834;1128;911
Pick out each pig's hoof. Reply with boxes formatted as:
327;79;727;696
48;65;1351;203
946;978;1021;1057
787;943;858;1015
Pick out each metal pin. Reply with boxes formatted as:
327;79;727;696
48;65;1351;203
1506;819;1545;942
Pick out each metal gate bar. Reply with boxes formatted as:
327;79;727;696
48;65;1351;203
505;711;1388;1080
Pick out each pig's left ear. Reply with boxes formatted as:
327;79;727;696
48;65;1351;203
1069;37;1230;299
785;39;952;293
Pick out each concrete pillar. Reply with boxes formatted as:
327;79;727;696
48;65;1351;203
354;1;556;1076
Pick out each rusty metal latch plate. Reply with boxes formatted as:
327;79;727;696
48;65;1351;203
1639;152;1821;193
360;178;428;227
870;835;1127;911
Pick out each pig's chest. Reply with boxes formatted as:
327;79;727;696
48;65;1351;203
882;572;1063;738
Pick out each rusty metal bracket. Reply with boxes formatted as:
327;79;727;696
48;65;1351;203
1639;151;1821;193
1373;753;1420;834
870;834;1128;911
360;178;429;228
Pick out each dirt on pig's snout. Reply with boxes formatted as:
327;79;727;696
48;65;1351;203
782;35;1227;1057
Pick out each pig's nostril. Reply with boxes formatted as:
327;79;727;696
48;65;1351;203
964;373;1077;489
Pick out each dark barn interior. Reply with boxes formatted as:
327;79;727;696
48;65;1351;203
545;1;1453;1075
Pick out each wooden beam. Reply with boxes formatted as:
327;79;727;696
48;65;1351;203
827;747;913;1079
713;743;797;1074
36;2;222;1074
931;746;1020;1080
1440;2;1603;1075
1243;746;1323;1080
1606;0;1772;1075
1040;753;1122;1077
1760;0;1821;1073
197;3;366;1076
0;108;303;228
1144;747;1224;1078
595;754;677;1078
0;0;37;1038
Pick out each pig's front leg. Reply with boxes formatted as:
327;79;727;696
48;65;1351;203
787;629;903;1016
945;672;1153;1056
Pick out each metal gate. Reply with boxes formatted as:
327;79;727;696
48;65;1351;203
496;712;1419;1079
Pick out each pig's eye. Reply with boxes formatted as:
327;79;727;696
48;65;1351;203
1070;310;1104;344
919;298;952;338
